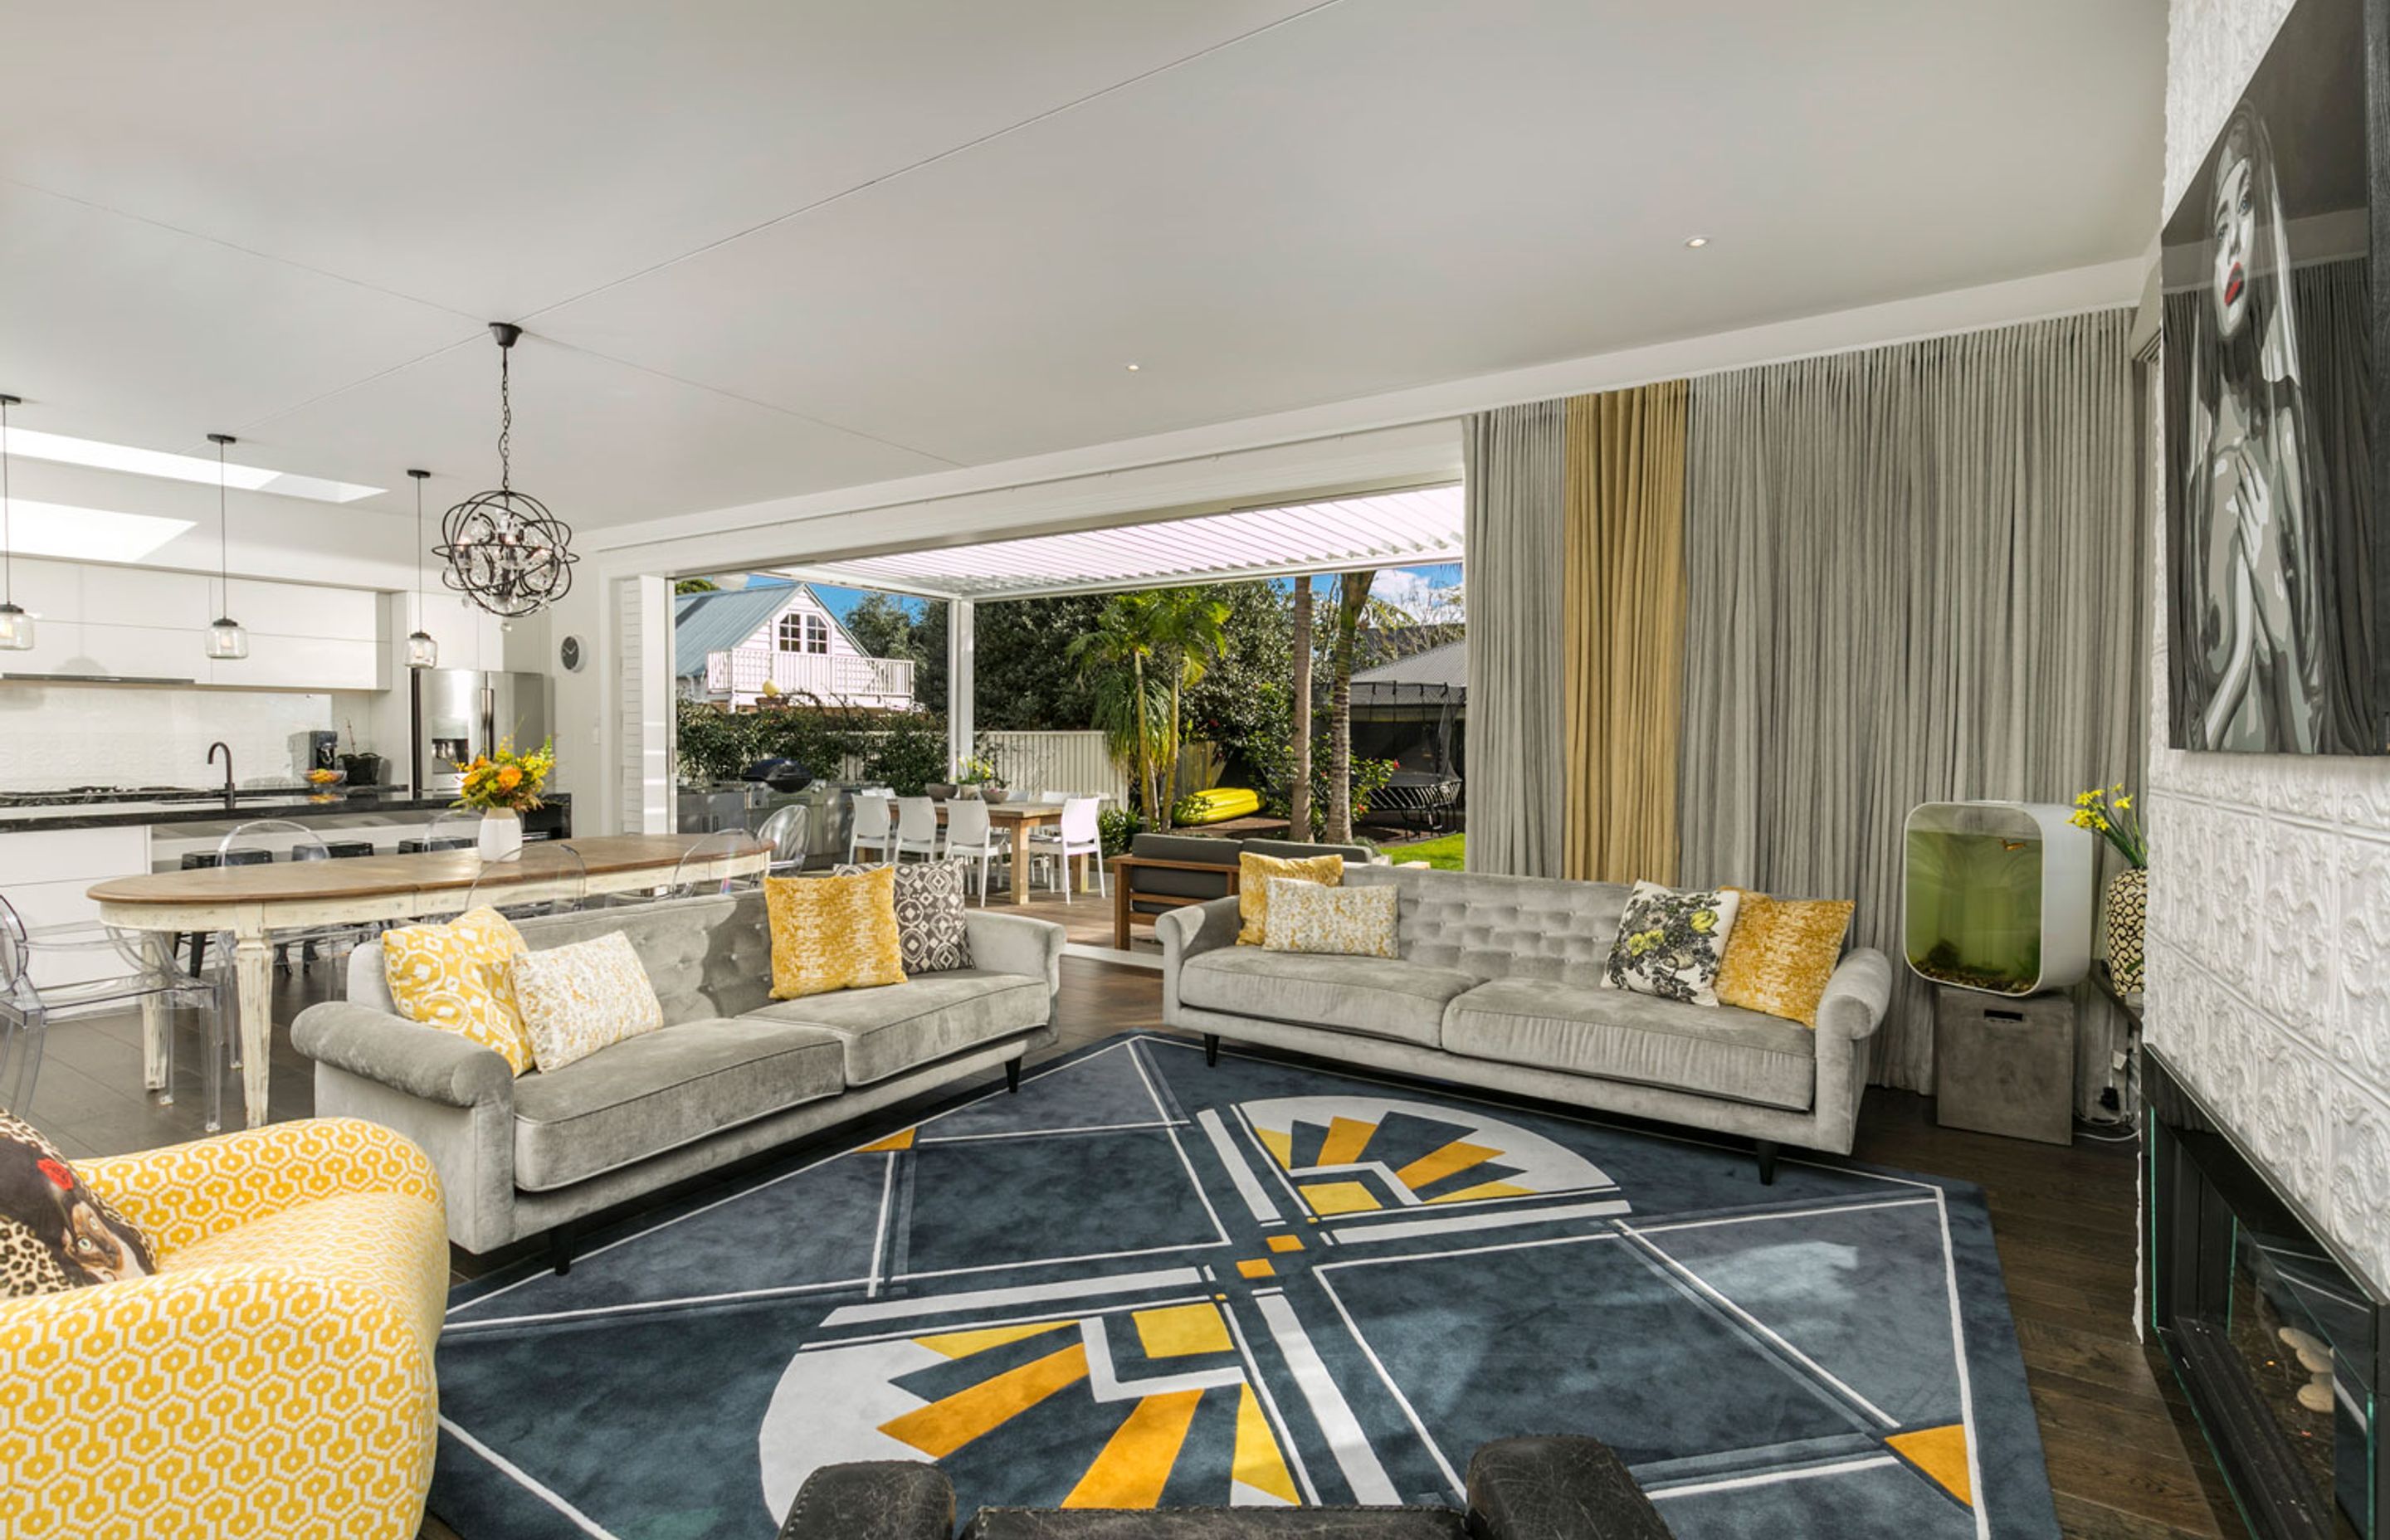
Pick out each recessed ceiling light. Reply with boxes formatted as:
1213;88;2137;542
1124;363;1142;372
1684;236;1710;249
0;424;383;504
0;500;196;563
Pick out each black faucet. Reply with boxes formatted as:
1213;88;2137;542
207;742;233;811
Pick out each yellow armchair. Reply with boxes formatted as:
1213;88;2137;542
0;1118;448;1540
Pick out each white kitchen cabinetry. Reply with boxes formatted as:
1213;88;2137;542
0;825;154;987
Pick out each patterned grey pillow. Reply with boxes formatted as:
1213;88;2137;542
1602;880;1743;1005
834;861;972;973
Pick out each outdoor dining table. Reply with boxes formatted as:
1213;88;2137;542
87;832;768;1129
928;798;1095;904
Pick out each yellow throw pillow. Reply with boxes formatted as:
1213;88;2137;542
1714;889;1855;1028
510;931;667;1074
382;906;535;1075
764;868;908;1001
1236;852;1344;945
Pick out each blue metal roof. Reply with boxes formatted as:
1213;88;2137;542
671;581;797;677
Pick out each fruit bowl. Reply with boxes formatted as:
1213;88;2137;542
305;767;347;802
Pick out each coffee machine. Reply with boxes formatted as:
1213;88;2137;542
303;730;339;776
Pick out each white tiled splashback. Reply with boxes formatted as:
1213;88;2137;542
0;685;338;792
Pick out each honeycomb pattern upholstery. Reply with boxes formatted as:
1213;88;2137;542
1343;865;1628;987
0;1118;447;1539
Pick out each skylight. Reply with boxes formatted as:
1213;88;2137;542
3;501;197;563
0;426;383;503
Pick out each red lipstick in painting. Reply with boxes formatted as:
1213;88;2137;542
2225;262;2245;305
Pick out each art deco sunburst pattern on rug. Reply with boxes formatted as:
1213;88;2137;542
428;1035;2053;1539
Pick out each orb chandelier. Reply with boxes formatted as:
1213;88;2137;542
436;323;577;618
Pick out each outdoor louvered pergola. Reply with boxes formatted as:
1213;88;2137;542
771;484;1465;768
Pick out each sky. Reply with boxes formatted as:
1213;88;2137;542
796;563;1463;626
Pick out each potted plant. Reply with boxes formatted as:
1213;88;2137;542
455;738;556;860
956;753;1007;803
2071;783;2149;992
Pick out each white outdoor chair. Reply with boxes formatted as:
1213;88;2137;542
0;892;227;1130
1036;791;1072;806
1029;796;1106;903
892;797;943;862
754;803;811;875
942;797;1007;905
848;793;895;863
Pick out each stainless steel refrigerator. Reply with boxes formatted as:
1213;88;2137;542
412;669;552;795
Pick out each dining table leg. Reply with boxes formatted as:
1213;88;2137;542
1009;820;1032;907
232;921;274;1128
140;929;171;1096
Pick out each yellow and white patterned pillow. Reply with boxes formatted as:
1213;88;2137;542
509;931;667;1074
1715;888;1854;1028
1236;851;1344;945
382;906;534;1075
763;868;908;1001
1261;877;1397;958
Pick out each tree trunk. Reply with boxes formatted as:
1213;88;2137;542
1288;582;1314;839
1162;666;1183;831
1326;571;1373;844
1131;652;1158;827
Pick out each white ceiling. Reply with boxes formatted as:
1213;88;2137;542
0;1;2165;534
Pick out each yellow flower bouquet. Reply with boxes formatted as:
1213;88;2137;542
2068;783;2147;869
453;738;555;814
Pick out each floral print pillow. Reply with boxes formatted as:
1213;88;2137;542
1602;880;1744;1006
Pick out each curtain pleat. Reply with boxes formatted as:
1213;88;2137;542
1680;309;2145;1092
1463;401;1568;876
1563;383;1688;883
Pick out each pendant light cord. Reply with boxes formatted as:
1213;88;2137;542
217;436;229;615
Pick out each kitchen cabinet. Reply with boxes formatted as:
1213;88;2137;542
0;825;153;987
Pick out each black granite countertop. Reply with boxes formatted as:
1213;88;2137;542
0;790;570;834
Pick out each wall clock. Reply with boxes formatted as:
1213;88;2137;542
558;635;584;673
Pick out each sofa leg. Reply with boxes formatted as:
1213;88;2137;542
1755;1140;1778;1186
1004;1059;1021;1094
549;1227;573;1276
1203;1034;1219;1068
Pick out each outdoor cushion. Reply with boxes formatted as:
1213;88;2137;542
512;1014;846;1191
1238;838;1375;864
1442;978;1816;1112
1176;948;1477;1049
1126;834;1240;901
748;970;1050;1085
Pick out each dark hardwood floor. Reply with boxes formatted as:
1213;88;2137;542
17;953;2242;1540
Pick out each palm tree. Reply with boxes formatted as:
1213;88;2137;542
1287;580;1314;838
1325;570;1374;843
1150;588;1232;828
1068;593;1171;823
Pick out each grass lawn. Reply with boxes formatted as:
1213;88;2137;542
1386;832;1466;870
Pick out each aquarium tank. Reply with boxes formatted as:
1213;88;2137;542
1903;802;2094;997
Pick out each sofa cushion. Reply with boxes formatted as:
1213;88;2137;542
1442;978;1815;1112
511;1016;846;1191
748;970;1051;1085
1340;866;1629;988
1177;948;1478;1049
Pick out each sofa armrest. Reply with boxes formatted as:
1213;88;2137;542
778;1461;954;1540
80;1116;445;1258
1158;894;1241;967
1468;1435;1675;1540
1817;948;1895;1041
292;1001;516;1109
963;911;1065;993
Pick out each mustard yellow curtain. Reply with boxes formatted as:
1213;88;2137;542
1562;382;1688;885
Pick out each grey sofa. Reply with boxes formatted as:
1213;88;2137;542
1159;865;1893;1178
293;890;1062;1254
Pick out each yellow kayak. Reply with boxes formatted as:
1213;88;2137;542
1177;787;1260;825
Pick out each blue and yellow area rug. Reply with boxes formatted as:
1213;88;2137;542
431;1032;2058;1539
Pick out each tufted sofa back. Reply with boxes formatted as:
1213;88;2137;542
348;891;778;1025
1342;865;1627;987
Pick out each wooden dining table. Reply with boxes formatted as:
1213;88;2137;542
88;832;768;1129
928;799;1095;905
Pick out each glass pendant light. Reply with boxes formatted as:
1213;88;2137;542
405;468;438;669
205;432;247;660
0;393;31;651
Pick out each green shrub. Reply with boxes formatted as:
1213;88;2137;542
1098;805;1144;858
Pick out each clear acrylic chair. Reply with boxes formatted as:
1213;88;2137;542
848;793;895;863
0;892;227;1131
205;821;378;998
669;830;768;898
462;841;588;920
892;797;942;862
402;810;480;854
943;797;1007;905
753;803;810;875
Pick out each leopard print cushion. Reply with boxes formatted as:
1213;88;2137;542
0;1111;156;1296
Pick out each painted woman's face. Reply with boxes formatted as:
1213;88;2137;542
2212;152;2255;339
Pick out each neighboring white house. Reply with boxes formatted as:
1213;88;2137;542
672;578;915;709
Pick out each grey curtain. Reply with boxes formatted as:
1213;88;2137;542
1680;309;2145;1092
1464;401;1568;876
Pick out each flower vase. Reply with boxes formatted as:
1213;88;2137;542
478;810;524;861
2104;866;2148;992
